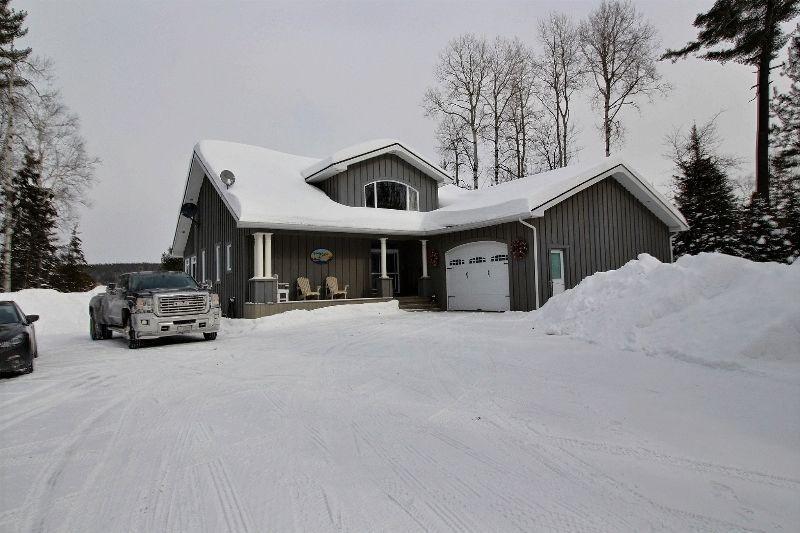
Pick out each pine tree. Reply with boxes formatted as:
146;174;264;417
670;121;741;257
767;25;800;263
53;226;94;292
161;249;184;272
662;0;800;201
8;149;58;289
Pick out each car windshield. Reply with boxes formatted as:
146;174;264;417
0;303;21;325
129;273;198;291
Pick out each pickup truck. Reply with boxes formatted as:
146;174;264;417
89;271;221;349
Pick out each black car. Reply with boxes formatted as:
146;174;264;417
0;301;39;375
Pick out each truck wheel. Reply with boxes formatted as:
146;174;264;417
124;313;140;349
101;324;112;339
128;328;141;349
203;332;217;341
90;311;102;340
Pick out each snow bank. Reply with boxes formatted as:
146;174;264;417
532;253;800;367
0;287;103;336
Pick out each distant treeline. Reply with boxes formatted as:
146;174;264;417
88;263;161;284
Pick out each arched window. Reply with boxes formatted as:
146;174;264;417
364;181;419;211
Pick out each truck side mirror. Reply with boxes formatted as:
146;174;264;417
201;281;211;290
107;283;116;292
25;314;39;323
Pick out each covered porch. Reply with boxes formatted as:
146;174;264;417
244;231;434;317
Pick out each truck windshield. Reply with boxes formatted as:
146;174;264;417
129;273;199;291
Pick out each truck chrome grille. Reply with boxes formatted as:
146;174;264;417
156;294;207;317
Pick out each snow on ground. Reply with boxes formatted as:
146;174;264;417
1;258;799;532
532;253;800;373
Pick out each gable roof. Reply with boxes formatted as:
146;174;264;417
171;140;687;257
301;139;451;184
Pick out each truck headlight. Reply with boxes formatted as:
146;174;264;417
210;293;219;307
134;297;154;313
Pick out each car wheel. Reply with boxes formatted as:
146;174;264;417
203;332;217;341
90;312;102;341
24;357;33;374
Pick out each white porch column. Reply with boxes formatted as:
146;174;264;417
253;233;264;278
420;239;429;278
380;237;389;279
264;232;273;278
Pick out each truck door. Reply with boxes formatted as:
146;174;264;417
109;274;129;326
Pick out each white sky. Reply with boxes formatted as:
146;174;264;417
19;0;776;263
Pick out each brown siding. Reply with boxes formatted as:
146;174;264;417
318;154;439;211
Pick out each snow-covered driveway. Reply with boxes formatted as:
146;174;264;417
1;302;798;532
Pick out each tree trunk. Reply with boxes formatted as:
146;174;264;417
493;123;500;185
471;127;479;189
754;5;773;201
1;66;15;293
603;90;611;157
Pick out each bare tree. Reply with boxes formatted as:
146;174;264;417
435;115;469;187
579;0;670;157
504;50;538;179
535;12;584;168
22;83;99;224
483;37;525;185
424;34;490;189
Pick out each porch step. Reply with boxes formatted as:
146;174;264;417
396;296;442;312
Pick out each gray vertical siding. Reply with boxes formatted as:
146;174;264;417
183;176;247;317
184;172;672;316
317;154;439;211
534;177;671;307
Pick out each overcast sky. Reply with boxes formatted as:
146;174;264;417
19;0;777;263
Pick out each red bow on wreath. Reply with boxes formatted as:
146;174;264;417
510;239;528;260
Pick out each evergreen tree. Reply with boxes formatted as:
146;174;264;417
161;249;184;272
8;149;58;289
53;226;94;292
767;25;800;263
670;121;741;257
662;0;800;201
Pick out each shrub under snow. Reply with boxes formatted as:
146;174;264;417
532;253;800;368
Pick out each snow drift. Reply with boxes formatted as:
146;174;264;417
1;287;103;337
532;253;800;368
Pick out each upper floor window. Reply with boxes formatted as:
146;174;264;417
364;181;419;211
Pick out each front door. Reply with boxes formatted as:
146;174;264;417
550;250;565;296
370;249;400;294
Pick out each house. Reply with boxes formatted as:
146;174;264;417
170;139;688;318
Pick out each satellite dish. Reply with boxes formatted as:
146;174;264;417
220;169;236;188
180;202;198;219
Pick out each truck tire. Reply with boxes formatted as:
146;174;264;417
124;312;141;349
90;311;102;340
203;332;217;341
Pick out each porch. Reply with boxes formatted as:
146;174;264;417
245;232;435;317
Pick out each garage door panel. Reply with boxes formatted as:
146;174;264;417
445;241;510;312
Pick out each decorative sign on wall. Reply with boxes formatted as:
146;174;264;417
310;248;334;264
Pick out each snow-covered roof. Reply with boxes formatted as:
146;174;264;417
171;140;687;257
301;139;450;184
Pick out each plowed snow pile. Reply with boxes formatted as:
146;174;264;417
532;253;800;369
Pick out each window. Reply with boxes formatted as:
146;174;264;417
190;256;197;279
184;258;190;273
215;244;221;282
490;254;508;262
226;243;232;272
363;181;419;211
201;249;206;282
448;258;464;267
468;256;486;264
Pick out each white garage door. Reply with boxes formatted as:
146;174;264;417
445;241;510;311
